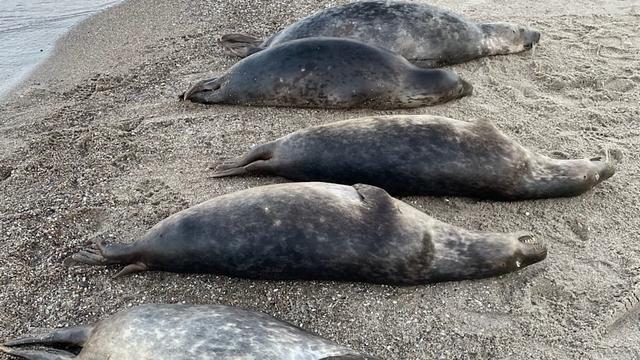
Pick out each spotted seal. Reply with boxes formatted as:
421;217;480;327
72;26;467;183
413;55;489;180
0;304;378;360
220;0;541;67
211;115;615;199
182;37;472;109
66;182;546;283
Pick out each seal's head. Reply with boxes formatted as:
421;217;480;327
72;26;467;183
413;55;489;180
514;233;548;269
521;156;617;198
405;69;473;106
480;22;541;55
427;230;547;282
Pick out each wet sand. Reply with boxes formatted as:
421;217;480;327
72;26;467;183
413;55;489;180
1;0;639;358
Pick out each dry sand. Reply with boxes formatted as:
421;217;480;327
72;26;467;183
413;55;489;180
1;0;639;358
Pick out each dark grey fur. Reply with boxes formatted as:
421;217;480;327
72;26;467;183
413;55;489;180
66;182;546;283
220;0;541;67
0;304;378;360
211;116;616;200
182;37;472;109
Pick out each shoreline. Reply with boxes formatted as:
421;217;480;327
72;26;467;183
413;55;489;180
1;0;639;359
5;0;637;103
0;0;124;102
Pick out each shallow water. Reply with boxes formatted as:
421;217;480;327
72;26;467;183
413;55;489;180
0;0;122;98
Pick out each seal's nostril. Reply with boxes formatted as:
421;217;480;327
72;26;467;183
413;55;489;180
590;156;602;161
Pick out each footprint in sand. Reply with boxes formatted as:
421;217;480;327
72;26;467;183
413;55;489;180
0;165;12;181
604;283;640;337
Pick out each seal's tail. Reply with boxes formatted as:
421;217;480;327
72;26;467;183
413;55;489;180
211;142;276;178
0;345;75;360
219;33;264;58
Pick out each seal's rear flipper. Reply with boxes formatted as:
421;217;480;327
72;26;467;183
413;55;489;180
65;240;143;278
65;247;109;266
219;33;264;57
211;142;275;178
4;326;91;348
0;345;75;360
113;262;147;278
182;77;223;102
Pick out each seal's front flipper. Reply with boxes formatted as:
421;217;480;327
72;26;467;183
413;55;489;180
219;33;264;57
0;345;75;360
4;326;91;348
352;184;396;213
211;142;275;178
353;184;391;202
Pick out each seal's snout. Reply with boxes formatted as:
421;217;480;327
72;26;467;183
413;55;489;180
517;234;547;266
460;79;474;96
590;157;616;183
523;29;541;49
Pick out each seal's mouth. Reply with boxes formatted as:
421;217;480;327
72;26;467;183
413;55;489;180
518;234;538;245
589;156;616;183
517;233;547;266
459;79;474;97
523;30;541;50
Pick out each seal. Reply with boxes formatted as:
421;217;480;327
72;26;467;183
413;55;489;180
182;37;472;109
66;182;546;284
0;304;378;360
220;0;541;67
211;115;616;199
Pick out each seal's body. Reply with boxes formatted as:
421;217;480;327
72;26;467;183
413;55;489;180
182;38;472;109
221;1;541;67
67;182;546;283
0;304;377;360
212;116;616;200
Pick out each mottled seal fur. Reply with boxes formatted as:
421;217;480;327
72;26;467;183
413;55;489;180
220;0;541;67
182;37;472;109
0;304;378;360
211;116;616;199
66;182;546;283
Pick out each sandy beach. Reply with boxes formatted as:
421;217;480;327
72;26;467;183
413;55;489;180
1;0;639;358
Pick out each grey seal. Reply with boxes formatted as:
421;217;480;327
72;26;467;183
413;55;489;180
0;304;378;360
66;182;546;283
211;115;616;199
182;37;472;109
220;0;541;67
